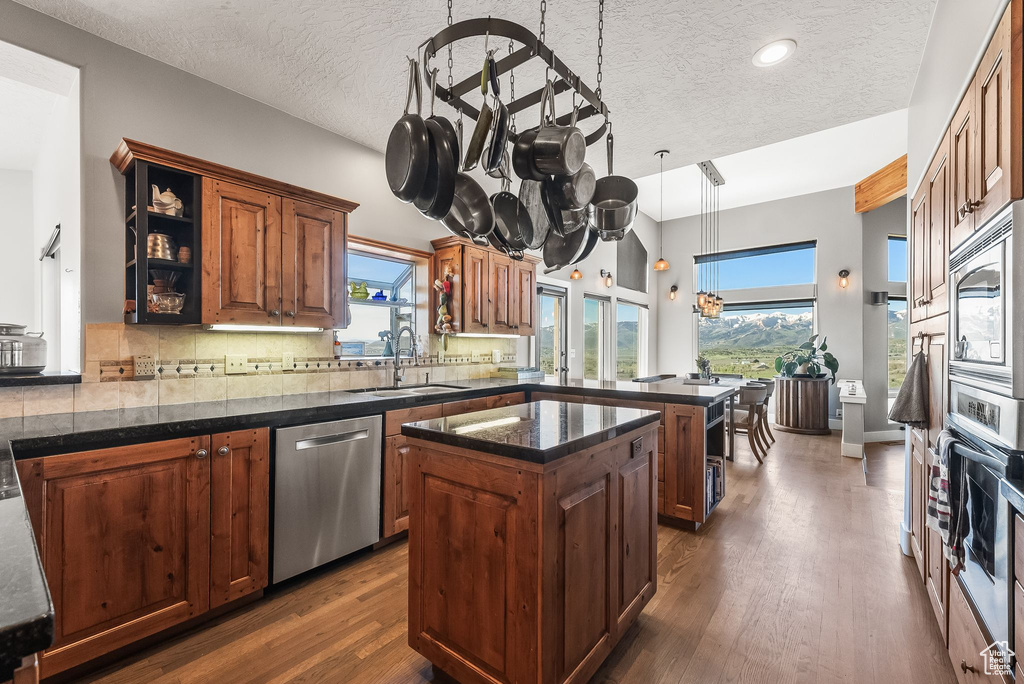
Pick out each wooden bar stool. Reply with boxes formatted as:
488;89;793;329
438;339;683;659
733;383;768;463
757;377;777;445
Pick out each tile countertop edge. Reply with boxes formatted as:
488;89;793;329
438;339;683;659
0;443;55;679
401;406;662;465
0;372;82;388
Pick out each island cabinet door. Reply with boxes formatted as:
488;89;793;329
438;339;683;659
280;198;347;329
664;404;706;523
20;436;212;678
407;444;539;684
202;178;283;325
209;428;270;609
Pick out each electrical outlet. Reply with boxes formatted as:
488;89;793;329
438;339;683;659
282;352;295;371
133;355;155;379
437;350;445;364
491;350;501;364
570;348;576;359
471;351;481;363
225;355;248;375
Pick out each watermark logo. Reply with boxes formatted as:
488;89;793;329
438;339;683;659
980;640;1014;676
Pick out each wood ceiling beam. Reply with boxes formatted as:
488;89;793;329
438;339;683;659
854;154;907;213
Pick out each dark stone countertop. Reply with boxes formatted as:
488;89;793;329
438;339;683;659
0;451;53;680
0;371;81;388
0;373;737;668
401;400;661;464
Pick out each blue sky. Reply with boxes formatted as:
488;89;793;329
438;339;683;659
888;236;907;282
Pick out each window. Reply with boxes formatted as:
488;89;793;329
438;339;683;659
888;298;908;391
334;250;415;357
616;301;648;380
888;236;907;282
697;301;814;379
535;285;567;378
583;295;611;381
696;241;816;291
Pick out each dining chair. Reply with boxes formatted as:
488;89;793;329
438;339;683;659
756;377;777;445
733;382;768;463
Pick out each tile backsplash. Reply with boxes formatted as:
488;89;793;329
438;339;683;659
0;324;520;418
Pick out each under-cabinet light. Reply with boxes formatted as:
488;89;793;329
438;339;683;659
203;324;325;333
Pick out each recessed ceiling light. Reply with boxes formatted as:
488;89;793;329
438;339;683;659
752;39;797;67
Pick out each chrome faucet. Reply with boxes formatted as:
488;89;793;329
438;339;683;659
392;325;416;387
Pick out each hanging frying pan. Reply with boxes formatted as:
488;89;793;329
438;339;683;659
415;69;456;220
571;228;600;264
385;59;430;202
491;173;532;252
463;52;494;172
484;54;509;175
519;178;552;250
442;172;495;237
542;219;590;271
423;64;461;168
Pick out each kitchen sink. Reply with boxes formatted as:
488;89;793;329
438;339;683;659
344;384;469;398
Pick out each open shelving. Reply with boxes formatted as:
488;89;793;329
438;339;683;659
122;161;202;325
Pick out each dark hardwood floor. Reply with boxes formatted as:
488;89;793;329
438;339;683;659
80;431;955;684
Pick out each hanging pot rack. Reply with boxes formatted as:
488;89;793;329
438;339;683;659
420;17;610;147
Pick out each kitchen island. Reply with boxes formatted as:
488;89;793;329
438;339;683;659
401;401;660;684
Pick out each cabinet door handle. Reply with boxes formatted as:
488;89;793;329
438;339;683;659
195;449;208;459
960;659;976;674
217;446;230;456
285;311;295;318
270;309;281;317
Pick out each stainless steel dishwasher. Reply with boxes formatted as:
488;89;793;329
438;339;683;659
272;415;382;583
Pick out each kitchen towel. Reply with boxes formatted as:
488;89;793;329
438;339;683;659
888;350;929;428
926;429;966;573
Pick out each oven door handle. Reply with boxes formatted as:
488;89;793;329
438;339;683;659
953;442;1007;476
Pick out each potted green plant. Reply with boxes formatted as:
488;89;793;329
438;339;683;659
774;334;839;384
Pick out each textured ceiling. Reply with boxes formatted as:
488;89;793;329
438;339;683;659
0;39;77;168
14;0;936;179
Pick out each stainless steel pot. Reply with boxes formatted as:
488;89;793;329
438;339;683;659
532;81;586;176
0;324;47;374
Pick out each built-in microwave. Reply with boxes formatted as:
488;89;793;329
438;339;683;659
949;202;1020;395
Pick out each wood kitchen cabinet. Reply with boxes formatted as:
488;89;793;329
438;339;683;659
430;236;539;336
950;81;978;250
910;135;951;323
15;429;270;678
112;139;357;329
281;198;347;329
382;434;411;537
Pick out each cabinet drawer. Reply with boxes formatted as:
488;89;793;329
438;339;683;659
442;392;526;417
1016;514;1024;583
386;404;444;436
949;578;1007;682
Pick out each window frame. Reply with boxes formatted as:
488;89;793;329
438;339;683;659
533;284;568;379
583;293;613;381
694;240;817;292
615;298;649;381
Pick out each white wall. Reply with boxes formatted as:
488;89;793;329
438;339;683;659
31;77;81;371
539;211;661;380
0;0;449;333
0;169;36;328
657;186;869;415
861;197;907;434
907;0;1006;193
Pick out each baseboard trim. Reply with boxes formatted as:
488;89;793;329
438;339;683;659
865;428;905;443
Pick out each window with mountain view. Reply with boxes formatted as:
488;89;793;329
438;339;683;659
616;302;647;380
697;303;814;379
696;241;816;291
584;295;610;380
888;298;907;389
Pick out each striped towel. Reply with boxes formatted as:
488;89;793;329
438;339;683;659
926;430;966;573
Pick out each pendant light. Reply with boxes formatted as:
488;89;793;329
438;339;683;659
653;150;671;271
695;160;726;317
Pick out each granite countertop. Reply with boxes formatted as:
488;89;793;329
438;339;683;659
0;451;53;680
0;371;81;388
0;373;737;663
401;400;661;464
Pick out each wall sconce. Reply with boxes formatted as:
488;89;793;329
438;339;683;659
838;269;850;289
600;269;613;287
570;268;582;280
669;285;678;300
